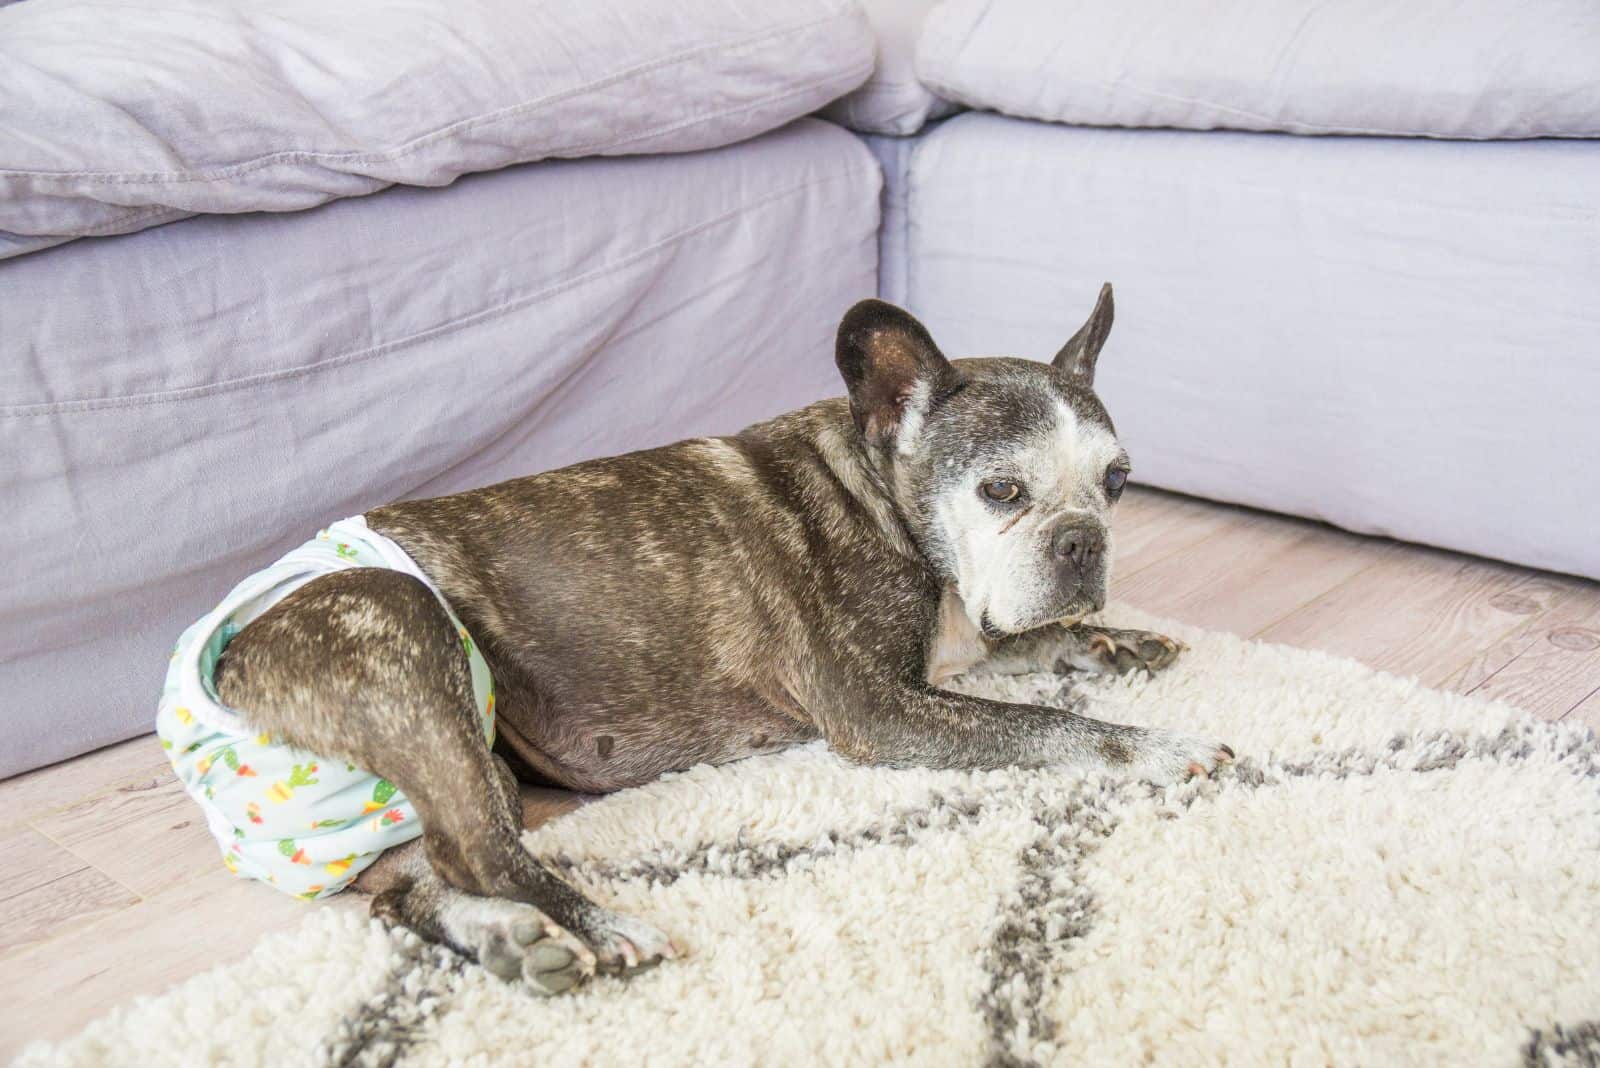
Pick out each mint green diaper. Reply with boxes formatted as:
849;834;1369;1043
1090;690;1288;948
155;517;494;900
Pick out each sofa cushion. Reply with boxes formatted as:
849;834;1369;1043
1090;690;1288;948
0;0;872;259
898;113;1600;580
918;0;1600;140
821;0;957;135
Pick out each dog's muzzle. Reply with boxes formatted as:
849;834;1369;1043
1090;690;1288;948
1051;517;1105;577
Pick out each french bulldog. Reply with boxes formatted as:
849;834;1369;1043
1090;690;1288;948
212;285;1233;994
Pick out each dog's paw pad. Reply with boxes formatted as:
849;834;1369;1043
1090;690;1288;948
446;899;595;996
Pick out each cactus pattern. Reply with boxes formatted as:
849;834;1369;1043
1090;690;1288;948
363;778;398;814
266;762;319;803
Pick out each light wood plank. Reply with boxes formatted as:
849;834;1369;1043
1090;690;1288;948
0;866;356;1059
30;768;221;899
1256;546;1568;687
0;865;136;960
1472;620;1600;722
1444;575;1596;693
1565;688;1600;733
1114;511;1389;638
1459;583;1600;721
520;785;590;829
1113;486;1241;577
0;734;169;833
0;826;90;903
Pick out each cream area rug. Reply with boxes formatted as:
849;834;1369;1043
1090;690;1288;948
19;606;1600;1067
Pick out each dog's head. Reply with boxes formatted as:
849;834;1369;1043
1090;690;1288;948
837;285;1127;638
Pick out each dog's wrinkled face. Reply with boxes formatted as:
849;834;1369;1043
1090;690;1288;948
914;361;1127;635
837;285;1128;638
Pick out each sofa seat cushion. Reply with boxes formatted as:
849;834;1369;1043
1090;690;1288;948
0;0;871;259
899;113;1600;579
0;117;880;778
918;0;1600;140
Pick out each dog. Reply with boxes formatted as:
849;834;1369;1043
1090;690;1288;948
209;285;1234;994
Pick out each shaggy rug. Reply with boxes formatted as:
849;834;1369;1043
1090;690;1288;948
19;607;1600;1067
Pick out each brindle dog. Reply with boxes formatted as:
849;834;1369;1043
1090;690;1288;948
214;287;1233;994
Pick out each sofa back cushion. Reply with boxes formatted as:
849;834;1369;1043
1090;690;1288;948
918;0;1600;140
0;0;872;259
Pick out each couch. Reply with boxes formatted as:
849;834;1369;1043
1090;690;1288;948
4;0;1597;778
0;0;883;777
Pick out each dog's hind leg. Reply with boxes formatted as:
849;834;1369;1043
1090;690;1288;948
358;842;592;995
214;567;675;985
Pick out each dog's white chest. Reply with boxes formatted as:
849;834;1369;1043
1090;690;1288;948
925;588;989;685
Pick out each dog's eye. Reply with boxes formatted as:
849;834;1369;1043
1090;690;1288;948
980;479;1022;503
1105;468;1129;497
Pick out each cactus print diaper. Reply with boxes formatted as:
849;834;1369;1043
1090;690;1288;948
156;516;494;900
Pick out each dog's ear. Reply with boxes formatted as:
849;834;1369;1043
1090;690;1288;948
836;299;961;450
1052;282;1114;384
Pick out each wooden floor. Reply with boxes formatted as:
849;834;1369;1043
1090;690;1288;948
3;486;1598;1057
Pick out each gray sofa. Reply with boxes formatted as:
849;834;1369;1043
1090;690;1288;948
5;0;1598;779
1;0;883;777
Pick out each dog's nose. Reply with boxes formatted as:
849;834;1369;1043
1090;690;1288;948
1051;520;1104;574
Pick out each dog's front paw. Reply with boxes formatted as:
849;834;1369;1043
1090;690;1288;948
1082;627;1186;676
1126;730;1235;785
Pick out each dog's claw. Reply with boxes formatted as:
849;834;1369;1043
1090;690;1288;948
1083;627;1186;676
587;910;676;978
1131;731;1237;785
